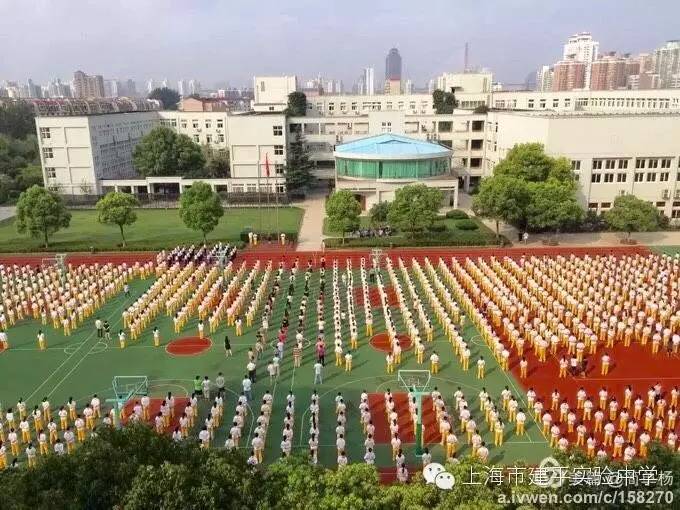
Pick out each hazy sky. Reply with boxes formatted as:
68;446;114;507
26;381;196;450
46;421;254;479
1;0;678;89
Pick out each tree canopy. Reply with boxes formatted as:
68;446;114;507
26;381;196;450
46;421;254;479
432;89;458;114
368;200;390;227
15;185;71;247
285;132;313;191
286;91;307;116
148;87;181;110
132;127;205;177
96;191;139;246
325;190;361;242
179;181;224;242
526;180;584;235
604;194;662;239
472;175;530;239
200;147;230;179
387;184;443;237
0;101;35;139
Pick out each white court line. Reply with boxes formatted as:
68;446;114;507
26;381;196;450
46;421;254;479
26;294;128;403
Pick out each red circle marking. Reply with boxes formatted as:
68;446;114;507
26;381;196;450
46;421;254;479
166;336;212;356
369;332;412;353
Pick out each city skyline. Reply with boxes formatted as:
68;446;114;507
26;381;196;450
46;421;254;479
1;0;678;88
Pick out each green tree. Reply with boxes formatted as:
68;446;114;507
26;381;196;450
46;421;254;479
201;147;230;178
319;463;382;510
179;181;224;242
286;91;307;116
17;164;44;188
368;200;390;227
432;89;459;114
148;87;181;110
326;190;361;243
387;184;443;237
527;180;584;238
604;194;662;241
472;175;530;239
493;142;558;182
285;132;313;191
132;127;205;177
15;185;71;247
96;191;139;247
263;455;326;510
0;101;35;139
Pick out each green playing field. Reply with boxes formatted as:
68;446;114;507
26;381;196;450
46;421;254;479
0;261;550;468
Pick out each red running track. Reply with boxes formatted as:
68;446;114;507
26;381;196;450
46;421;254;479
0;251;156;267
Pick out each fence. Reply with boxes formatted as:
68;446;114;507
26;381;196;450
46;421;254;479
60;191;293;209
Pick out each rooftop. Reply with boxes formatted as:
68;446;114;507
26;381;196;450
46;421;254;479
335;133;452;160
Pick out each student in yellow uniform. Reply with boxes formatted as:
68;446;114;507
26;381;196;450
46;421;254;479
430;351;440;374
37;330;46;350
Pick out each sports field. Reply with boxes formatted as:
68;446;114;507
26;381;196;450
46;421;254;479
1;243;678;474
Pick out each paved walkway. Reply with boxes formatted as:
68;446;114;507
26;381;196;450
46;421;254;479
296;194;326;251
0;206;16;223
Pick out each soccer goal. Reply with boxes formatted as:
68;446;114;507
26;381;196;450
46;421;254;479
107;375;149;428
397;369;432;455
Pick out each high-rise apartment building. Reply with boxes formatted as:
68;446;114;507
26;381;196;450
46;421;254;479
104;79;121;97
653;40;680;88
563;32;599;89
146;79;156;94
590;54;627;90
73;71;105;98
552;59;586;91
178;80;188;96
188;80;201;95
358;67;375;95
385;48;402;81
536;65;554;92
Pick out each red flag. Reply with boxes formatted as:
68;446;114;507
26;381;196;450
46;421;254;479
265;153;270;177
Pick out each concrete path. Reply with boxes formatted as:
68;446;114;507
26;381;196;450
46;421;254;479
0;206;16;223
296;194;326;251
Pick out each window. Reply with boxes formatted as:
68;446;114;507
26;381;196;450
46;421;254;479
42;147;53;159
470;139;483;150
603;173;614;183
564;98;571;107
618;159;628;169
218;134;225;143
328;104;334;112
206;134;212;143
605;159;615;170
616;173;627;182
539;99;546;108
193;134;199;142
660;172;670;182
646;172;657;182
171;119;177;127
592;160;603;170
635;159;645;169
553;99;559;108
634;172;644;182
273;125;283;136
192;120;199;128
648;159;659;168
217;120;223;128
247;184;257;193
591;173;602;183
470;158;482;168
39;127;51;139
571;160;581;171
601;202;611;209
672;210;680;219
181;121;187;129
45;167;56;179
274;145;284;155
381;121;392;133
527;99;534;108
260;81;265;92
205;120;211;129
661;158;672;168
276;184;286;193
656;201;666;207
232;184;244;193
275;164;284;175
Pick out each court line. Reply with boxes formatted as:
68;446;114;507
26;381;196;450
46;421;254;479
25;294;128;403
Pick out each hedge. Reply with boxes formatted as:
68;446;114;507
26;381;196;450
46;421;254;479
324;232;508;248
445;209;469;220
455;219;479;230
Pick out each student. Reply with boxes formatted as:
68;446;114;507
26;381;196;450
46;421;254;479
95;317;103;338
224;335;232;357
215;372;225;398
103;321;111;341
153;327;160;347
313;361;323;385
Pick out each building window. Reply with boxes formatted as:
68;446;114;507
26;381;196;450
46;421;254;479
635;158;645;169
591;173;602;183
206;134;212;143
564;98;571;107
42;147;53;159
527;99;534;108
660;172;670;182
171;119;177;127
634;172;644;182
661;158;672;168
618;159;628;169
552;99;559;108
381;122;392;133
603;173;614;183
217;120;223;128
470;158;482;168
273;125;283;136
672;210;680;219
656;201;666;207
275;164;284;175
39;127;51;140
571;160;581;171
260;81;265;92
648;159;659;168
181;121;187;129
646;172;657;182
274;145;284;155
605;159;616;170
218;134;225;143
45;167;56;179
616;173;627;182
205;121;211;129
601;202;611;209
192;120;199;128
592;160;603;170
193;135;199;143
276;184;286;193
539;99;546;108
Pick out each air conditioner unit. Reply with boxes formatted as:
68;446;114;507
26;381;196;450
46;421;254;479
663;189;670;199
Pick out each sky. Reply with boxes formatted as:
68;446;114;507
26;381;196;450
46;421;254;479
1;0;678;89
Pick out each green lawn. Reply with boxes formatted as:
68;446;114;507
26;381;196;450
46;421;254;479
651;246;680;256
0;207;303;252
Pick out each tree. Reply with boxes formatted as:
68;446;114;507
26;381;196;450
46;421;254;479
387;184;443;237
472;175;530;239
96;192;139;247
15;185;71;247
527;180;584;237
604;194;662;241
472;104;489;114
132;127;205;177
179;181;224;242
286;91;307;116
325;190;361;243
368;200;390;227
0;101;35;139
493;142;558;182
148;87;181;110
201;147;230;178
18;164;44;188
285;132;313;191
432;89;459;114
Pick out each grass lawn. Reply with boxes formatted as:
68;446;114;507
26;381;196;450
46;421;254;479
324;215;501;247
651;246;680;256
0;207;304;252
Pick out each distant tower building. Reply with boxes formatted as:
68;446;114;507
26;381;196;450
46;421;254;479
562;32;599;90
361;67;375;95
146;79;155;94
188;80;201;95
590;53;627;90
125;79;137;97
178;80;188;96
552;60;586;91
385;48;402;81
104;79;121;97
653;40;680;88
404;79;413;94
73;70;105;98
536;65;553;91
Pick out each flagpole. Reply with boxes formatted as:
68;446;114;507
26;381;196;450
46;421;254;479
258;155;262;234
265;153;271;237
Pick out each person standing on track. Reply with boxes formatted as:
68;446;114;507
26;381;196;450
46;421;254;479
103;321;111;341
224;335;232;357
95;317;103;338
